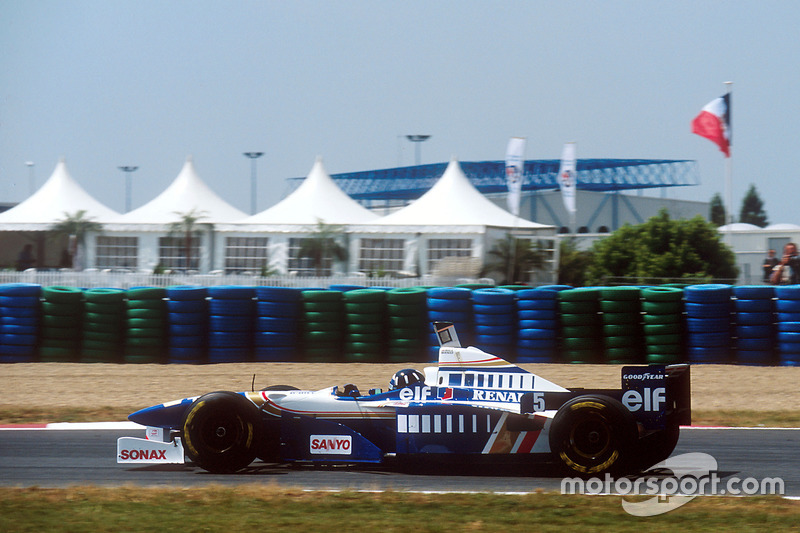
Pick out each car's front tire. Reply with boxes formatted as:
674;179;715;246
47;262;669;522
180;391;260;473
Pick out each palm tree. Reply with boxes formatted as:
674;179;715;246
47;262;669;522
50;210;104;270
166;209;209;270
481;235;545;284
297;220;348;276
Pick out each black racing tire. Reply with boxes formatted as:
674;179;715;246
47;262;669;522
549;395;637;476
180;391;260;473
632;424;681;472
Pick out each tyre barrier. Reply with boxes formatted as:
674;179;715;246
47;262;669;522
82;288;126;363
166;286;208;364
733;285;775;365
0;283;41;363
516;288;559;363
125;287;168;363
39;286;82;362
601;287;643;364
207;286;254;363
558;288;602;363
302;290;344;361
427;287;473;361
0;282;795;366
472;288;516;357
685;284;733;363
344;289;387;362
386;287;428;362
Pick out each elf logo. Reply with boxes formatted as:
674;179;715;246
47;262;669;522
622;387;666;412
119;449;167;461
310;435;352;455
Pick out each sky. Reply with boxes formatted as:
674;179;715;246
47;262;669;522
1;1;799;223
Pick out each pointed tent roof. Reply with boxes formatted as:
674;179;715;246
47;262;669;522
0;159;119;229
105;157;246;225
372;159;551;229
237;158;378;225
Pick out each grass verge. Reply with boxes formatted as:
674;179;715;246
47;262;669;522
3;407;800;428
0;486;797;532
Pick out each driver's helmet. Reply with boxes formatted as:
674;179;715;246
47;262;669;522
389;368;425;390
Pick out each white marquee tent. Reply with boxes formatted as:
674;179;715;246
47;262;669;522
0;159;119;229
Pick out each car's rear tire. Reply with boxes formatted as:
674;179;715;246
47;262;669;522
549;395;637;476
180;391;260;473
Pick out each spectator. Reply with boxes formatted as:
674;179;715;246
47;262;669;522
763;249;779;283
770;242;800;285
16;244;35;271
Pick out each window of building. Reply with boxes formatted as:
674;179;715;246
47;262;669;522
224;237;268;274
427;238;472;272
158;236;201;270
358;238;404;274
95;236;138;269
288;237;332;276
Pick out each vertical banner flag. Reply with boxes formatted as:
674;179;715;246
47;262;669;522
691;93;731;157
557;142;577;214
505;137;525;216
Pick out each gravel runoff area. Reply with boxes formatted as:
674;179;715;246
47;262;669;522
3;362;799;414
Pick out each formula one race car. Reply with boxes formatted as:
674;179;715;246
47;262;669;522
118;322;691;476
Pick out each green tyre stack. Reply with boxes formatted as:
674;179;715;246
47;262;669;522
386;287;429;362
40;286;84;362
343;289;387;362
124;287;167;363
641;286;685;364
600;287;644;364
82;288;126;363
302;290;344;361
558;287;602;363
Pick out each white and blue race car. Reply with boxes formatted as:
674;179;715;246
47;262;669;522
118;322;691;476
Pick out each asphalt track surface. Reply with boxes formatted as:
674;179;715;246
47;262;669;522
1;426;798;496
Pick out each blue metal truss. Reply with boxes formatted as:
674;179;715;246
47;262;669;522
287;159;700;200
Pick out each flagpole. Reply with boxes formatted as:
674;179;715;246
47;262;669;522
724;81;733;245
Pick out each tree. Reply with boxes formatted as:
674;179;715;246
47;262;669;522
297;220;348;276
166;209;209;270
50;210;104;270
557;237;593;287
709;193;726;227
739;184;769;227
481;235;545;284
585;209;738;284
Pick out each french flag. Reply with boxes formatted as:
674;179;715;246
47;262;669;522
692;93;731;157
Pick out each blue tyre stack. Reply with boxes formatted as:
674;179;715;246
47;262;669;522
558;287;602;363
601;287;644;364
39;286;82;362
166;286;208;364
207;286;255;363
733;285;776;365
386;287;429;362
775;285;800;366
302;290;345;361
684;284;733;363
81;288;126;363
427;287;473;360
124;287;168;363
515;288;559;363
253;287;302;362
344;288;387;362
471;288;516;358
0;283;41;362
641;286;684;364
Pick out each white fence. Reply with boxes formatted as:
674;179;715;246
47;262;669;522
0;270;501;290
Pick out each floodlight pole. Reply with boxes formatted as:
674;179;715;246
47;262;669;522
243;152;265;214
406;135;431;166
118;166;139;212
25;161;34;196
